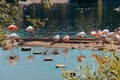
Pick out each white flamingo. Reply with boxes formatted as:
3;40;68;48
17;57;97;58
26;26;34;32
77;31;86;38
54;34;60;42
102;29;109;36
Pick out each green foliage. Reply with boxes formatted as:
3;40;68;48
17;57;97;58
26;15;47;28
41;0;53;10
0;27;4;41
25;0;52;28
0;0;21;25
0;0;52;40
62;50;120;80
0;0;22;41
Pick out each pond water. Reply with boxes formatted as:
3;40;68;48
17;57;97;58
14;1;120;38
0;46;113;80
1;1;120;80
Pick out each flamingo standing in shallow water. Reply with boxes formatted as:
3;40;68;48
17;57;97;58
96;30;103;38
63;35;70;42
7;24;19;65
8;25;18;55
76;31;86;49
91;30;97;37
77;31;86;38
26;25;34;40
102;29;109;36
90;30;97;49
53;34;60;42
50;34;60;45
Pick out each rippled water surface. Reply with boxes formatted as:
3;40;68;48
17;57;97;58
14;1;120;38
0;46;103;80
1;1;120;80
2;42;119;80
0;47;89;80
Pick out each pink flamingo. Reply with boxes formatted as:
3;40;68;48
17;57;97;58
8;24;19;55
7;24;19;64
63;35;70;42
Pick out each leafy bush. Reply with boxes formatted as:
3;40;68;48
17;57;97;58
62;49;120;80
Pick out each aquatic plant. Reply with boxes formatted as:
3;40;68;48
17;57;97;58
77;55;86;62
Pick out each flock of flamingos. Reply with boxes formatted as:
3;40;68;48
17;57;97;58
1;24;120;65
7;24;120;44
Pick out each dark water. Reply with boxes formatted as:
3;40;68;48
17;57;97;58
19;1;120;38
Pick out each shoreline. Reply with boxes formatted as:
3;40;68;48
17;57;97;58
3;38;120;52
22;40;120;52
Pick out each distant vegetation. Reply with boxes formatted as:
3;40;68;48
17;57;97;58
0;0;52;40
0;0;22;40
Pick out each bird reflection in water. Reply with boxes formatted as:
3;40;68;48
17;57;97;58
63;48;69;56
77;55;86;62
28;55;35;62
8;55;19;65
